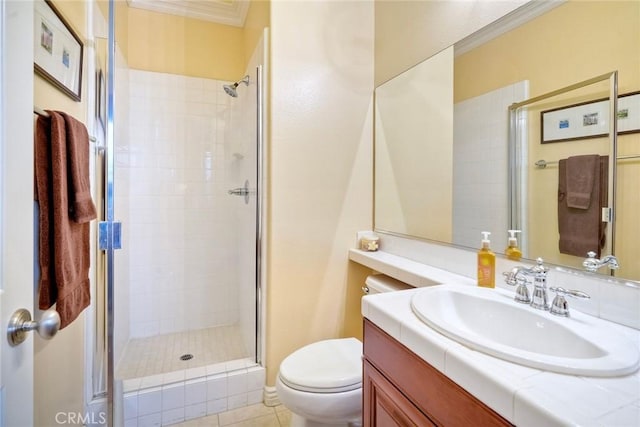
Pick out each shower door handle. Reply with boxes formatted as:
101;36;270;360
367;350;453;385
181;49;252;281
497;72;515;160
228;180;252;204
228;188;250;196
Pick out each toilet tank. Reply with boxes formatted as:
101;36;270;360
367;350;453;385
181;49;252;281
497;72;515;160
363;274;413;295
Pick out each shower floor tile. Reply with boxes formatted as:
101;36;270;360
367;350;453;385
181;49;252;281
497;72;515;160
117;324;252;379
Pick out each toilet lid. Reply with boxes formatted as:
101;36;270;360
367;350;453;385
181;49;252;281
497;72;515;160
279;338;362;393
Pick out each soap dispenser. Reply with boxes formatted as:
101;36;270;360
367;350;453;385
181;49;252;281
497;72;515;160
477;231;495;288
505;230;522;261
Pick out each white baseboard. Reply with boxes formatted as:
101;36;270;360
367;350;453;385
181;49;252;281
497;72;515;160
263;385;280;407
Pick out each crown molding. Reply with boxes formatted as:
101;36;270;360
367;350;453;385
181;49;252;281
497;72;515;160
455;0;566;56
127;0;249;27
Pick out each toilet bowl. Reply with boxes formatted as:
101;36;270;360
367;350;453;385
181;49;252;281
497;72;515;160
276;274;413;426
276;338;362;427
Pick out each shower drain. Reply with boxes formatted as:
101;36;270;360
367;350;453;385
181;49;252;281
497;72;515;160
180;354;194;361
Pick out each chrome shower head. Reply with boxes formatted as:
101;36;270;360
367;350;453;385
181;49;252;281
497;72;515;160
223;75;250;98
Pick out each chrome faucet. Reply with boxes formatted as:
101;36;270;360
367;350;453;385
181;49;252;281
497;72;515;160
503;258;549;310
582;251;619;273
502;266;532;304
548;287;590;317
504;258;592;316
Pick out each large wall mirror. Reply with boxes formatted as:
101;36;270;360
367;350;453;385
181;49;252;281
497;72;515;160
374;0;640;282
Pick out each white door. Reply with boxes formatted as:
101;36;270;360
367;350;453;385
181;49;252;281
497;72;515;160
1;2;36;425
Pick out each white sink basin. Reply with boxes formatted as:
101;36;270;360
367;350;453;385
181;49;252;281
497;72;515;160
410;284;640;377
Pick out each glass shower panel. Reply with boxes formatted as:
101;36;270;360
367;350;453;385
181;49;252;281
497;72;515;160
109;2;265;421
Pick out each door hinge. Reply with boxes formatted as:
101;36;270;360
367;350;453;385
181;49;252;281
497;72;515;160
99;221;122;251
601;207;613;223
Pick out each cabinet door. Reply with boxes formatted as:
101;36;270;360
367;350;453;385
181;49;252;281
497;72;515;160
364;360;436;427
364;319;514;427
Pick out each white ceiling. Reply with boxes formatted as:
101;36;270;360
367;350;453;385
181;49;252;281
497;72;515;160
127;0;250;27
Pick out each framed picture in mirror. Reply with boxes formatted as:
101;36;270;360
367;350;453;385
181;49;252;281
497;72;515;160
541;91;640;144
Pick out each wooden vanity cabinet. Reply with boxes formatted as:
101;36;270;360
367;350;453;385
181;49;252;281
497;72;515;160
363;319;513;427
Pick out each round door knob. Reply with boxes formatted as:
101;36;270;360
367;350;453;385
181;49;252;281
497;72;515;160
7;308;60;347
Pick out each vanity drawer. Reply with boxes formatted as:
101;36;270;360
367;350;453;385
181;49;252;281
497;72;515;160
363;318;513;427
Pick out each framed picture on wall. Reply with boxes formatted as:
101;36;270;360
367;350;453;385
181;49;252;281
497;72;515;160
541;91;640;143
34;0;84;101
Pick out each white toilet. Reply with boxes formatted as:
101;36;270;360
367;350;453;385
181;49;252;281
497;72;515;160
276;274;413;427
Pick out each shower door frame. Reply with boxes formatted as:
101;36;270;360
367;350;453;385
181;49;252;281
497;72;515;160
104;1;116;424
256;62;265;366
508;71;619;261
255;29;270;370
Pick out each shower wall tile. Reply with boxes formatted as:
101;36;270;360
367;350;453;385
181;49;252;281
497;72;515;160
137;412;161;427
161;407;184;426
227;370;249;396
207;398;227;415
121;360;265;426
185;403;207;421
227;393;248;411
123;392;138;420
207;374;228;400
453;81;528;250
127;69;241;338
162;383;185;411
185;378;207;405
138;387;162;416
247;367;267;391
248;390;263;406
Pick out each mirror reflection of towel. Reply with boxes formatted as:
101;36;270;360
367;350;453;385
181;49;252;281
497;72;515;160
566;155;598;209
558;155;608;258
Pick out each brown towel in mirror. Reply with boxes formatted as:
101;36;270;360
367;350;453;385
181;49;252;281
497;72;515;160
566;154;598;209
558;155;608;258
34;111;97;329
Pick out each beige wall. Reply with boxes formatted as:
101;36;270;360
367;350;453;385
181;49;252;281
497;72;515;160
115;0;130;60
374;0;527;86
267;0;374;385
125;1;269;81
243;0;270;68
34;2;88;425
127;7;244;81
455;1;640;279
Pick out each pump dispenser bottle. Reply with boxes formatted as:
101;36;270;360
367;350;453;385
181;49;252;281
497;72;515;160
477;231;495;288
505;230;522;261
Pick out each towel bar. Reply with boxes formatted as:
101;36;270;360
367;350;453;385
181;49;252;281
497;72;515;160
536;154;640;168
34;107;100;145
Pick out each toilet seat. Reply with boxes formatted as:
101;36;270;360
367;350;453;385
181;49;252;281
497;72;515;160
278;338;362;393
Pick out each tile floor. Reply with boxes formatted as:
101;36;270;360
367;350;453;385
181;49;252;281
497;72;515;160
174;403;291;427
118;325;250;379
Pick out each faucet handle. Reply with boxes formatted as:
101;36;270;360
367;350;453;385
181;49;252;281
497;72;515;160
583;252;619;273
502;268;531;304
502;269;524;286
550;287;590;299
549;287;590;317
583;252;599;272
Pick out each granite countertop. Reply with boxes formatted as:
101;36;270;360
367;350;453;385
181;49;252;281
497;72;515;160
352;249;640;426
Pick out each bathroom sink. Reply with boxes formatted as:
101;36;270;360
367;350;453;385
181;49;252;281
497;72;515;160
410;284;640;377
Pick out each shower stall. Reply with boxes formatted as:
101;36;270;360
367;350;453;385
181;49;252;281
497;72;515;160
110;32;267;426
